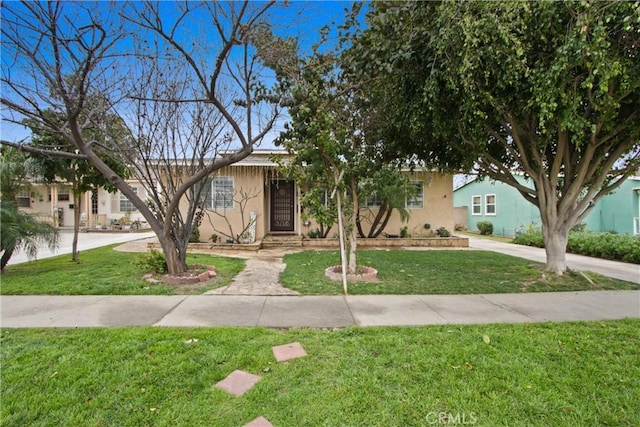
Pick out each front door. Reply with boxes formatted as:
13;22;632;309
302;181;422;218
270;180;295;232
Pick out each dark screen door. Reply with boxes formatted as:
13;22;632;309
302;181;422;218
270;180;294;232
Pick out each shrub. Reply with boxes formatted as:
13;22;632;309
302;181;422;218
454;223;466;231
133;249;167;274
514;230;640;264
513;230;545;248
477;221;493;235
189;226;200;243
571;222;587;232
400;226;409;238
435;227;450;237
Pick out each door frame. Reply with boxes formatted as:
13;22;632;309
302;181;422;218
269;180;295;232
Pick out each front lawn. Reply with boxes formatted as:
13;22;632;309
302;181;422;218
280;250;639;295
2;321;638;426
0;245;245;295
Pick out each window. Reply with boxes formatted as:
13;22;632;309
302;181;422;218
472;195;482;215
120;187;138;212
91;189;98;214
17;190;31;208
365;191;382;209
406;181;424;209
202;176;234;209
485;194;496;215
58;189;70;202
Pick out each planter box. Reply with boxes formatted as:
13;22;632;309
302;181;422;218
302;237;469;248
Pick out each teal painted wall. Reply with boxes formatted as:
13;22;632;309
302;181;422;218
454;177;640;236
583;178;640;235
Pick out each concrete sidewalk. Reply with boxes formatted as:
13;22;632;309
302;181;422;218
467;237;640;284
2;291;638;328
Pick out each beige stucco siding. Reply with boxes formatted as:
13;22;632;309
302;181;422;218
192;164;454;242
302;171;454;238
197;166;270;242
381;171;454;236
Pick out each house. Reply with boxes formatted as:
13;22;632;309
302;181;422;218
16;180;149;230
454;175;640;236
195;150;456;242
16;149;458;243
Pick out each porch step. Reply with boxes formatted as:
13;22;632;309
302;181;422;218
261;234;303;248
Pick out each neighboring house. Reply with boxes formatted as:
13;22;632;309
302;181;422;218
196;150;455;242
17;180;149;229
454;176;640;236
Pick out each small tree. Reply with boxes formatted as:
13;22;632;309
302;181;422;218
357;168;416;238
205;187;260;244
0;147;58;271
25;107;129;262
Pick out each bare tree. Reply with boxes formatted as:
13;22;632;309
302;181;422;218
1;1;282;274
205;187;260;243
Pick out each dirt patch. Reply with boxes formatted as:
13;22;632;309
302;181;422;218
325;265;379;282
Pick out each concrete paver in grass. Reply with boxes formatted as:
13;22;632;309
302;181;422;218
272;342;307;362
215;370;261;396
244;416;273;427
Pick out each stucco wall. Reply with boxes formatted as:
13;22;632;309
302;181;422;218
198;166;269;242
194;169;455;242
302;171;455;239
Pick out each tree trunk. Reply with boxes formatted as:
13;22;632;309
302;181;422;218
72;186;81;262
0;245;15;272
347;177;359;274
542;224;570;275
163;241;187;275
370;205;393;238
161;229;187;275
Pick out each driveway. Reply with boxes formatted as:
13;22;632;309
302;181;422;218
467;237;640;284
6;230;157;266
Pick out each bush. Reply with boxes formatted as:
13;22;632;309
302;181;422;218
435;227;450;237
571;222;587;232
476;221;493;235
400;226;409;238
133;249;167;274
513;230;545;248
513;230;640;264
189;226;200;243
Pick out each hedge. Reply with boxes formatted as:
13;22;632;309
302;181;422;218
513;231;640;264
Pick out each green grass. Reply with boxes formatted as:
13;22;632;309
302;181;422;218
2;321;639;426
3;247;637;296
280;250;639;295
0;245;245;295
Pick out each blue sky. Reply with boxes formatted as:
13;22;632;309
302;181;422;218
1;1;368;145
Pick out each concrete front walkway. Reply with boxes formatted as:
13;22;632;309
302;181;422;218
205;253;299;296
2;291;638;328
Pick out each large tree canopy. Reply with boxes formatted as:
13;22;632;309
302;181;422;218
353;1;640;274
